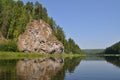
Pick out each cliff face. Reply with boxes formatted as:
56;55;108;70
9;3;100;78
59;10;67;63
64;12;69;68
17;20;64;54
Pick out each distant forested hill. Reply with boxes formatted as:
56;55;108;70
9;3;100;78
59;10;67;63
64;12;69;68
105;41;120;54
83;49;104;54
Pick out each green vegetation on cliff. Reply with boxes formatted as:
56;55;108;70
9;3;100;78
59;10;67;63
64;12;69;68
105;41;120;54
0;0;82;54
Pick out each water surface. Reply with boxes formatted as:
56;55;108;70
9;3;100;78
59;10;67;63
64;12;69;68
0;56;120;80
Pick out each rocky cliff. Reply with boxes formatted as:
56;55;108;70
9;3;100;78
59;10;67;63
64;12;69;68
17;20;64;54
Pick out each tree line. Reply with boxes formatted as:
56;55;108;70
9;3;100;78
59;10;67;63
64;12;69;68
0;0;82;54
105;41;120;54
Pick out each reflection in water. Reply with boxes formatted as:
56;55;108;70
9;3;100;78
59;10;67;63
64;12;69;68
53;57;82;80
16;58;64;80
0;57;82;80
105;56;120;68
0;59;19;80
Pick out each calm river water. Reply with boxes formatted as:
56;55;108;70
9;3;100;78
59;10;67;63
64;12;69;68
0;56;120;80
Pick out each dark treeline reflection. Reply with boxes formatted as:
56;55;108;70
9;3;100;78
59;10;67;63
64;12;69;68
0;57;82;80
53;57;82;80
104;56;120;68
0;59;19;80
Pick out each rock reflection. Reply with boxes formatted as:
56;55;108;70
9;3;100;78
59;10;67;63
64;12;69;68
16;58;64;80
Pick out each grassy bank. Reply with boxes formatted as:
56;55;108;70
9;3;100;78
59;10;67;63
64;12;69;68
102;54;120;57
0;51;85;60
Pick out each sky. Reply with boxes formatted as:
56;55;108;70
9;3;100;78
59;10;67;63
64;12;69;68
23;0;120;49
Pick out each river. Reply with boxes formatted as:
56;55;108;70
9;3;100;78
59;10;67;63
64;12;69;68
0;56;120;80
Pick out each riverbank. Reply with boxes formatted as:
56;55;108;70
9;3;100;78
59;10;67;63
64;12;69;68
0;51;85;59
102;54;120;57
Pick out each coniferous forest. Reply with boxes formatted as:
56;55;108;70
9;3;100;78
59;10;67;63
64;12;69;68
0;0;82;54
105;41;120;54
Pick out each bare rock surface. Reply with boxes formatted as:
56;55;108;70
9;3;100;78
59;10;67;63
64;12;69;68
17;20;64;54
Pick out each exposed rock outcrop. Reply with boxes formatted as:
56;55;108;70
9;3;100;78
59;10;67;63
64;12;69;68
17;20;64;54
16;58;64;80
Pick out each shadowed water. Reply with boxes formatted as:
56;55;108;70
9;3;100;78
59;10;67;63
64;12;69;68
0;56;120;80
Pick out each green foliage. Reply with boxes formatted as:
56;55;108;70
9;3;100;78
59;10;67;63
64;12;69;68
0;0;82;54
0;0;2;16
64;38;82;54
55;26;66;43
34;1;42;20
0;40;18;52
105;41;120;54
